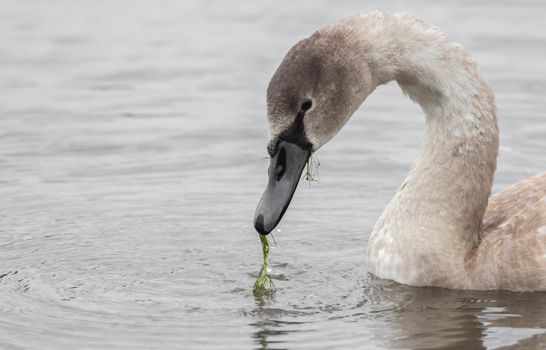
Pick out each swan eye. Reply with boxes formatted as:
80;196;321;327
301;99;312;111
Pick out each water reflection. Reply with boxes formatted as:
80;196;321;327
374;285;488;349
249;275;546;349
252;295;289;350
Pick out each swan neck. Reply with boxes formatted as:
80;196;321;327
360;13;499;244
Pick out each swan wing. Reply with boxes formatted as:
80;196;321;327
472;172;546;290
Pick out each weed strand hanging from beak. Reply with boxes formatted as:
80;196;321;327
253;234;276;297
304;152;320;185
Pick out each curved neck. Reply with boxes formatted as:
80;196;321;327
355;14;499;251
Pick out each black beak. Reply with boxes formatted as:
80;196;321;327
254;141;311;235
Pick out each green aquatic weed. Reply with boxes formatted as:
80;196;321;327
253;234;276;296
304;152;320;185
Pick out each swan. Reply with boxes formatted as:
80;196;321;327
253;12;546;291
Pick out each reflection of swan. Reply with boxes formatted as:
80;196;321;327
366;280;546;349
253;12;546;291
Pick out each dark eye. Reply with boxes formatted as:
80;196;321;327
301;99;312;111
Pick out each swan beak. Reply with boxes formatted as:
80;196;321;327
254;141;311;235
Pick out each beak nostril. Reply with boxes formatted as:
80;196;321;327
275;163;285;181
275;146;287;181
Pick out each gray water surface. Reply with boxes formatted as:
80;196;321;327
1;1;546;349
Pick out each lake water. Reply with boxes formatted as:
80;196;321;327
1;0;545;349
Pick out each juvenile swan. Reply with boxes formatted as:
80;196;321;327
253;12;546;291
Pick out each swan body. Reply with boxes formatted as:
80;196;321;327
254;12;546;291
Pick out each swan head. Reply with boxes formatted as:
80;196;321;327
254;28;372;235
